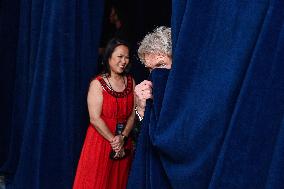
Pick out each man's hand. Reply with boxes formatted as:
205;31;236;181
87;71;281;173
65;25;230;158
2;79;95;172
134;80;153;118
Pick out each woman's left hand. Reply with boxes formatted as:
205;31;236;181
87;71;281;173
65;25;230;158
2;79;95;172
114;148;126;159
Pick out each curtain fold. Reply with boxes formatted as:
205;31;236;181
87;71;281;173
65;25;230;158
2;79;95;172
1;0;104;188
157;0;284;188
129;0;284;188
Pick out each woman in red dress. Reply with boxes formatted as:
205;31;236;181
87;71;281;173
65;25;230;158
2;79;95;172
73;38;135;189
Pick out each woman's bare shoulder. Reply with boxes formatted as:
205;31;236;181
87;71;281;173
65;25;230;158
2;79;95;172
89;77;103;93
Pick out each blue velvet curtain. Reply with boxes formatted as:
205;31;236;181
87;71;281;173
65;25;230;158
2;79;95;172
128;0;284;188
1;0;104;188
2;0;284;188
127;69;173;189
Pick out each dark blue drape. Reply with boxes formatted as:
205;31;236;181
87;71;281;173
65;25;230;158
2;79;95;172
1;0;104;188
128;69;172;189
128;0;284;188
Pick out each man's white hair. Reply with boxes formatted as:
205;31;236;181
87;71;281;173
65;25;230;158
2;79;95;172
138;26;172;64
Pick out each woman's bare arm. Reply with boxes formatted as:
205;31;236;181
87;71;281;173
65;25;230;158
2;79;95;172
88;79;114;142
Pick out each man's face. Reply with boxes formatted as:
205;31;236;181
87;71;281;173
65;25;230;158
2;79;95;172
144;53;172;71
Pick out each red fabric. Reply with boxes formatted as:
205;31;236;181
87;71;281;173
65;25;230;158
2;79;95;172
73;75;134;189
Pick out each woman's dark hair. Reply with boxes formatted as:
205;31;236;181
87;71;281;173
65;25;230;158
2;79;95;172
102;38;131;75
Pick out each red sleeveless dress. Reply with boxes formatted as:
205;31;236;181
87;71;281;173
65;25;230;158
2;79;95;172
73;75;134;189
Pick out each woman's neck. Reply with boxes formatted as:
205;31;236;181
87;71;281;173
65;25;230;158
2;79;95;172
112;74;123;80
105;72;126;92
107;72;125;82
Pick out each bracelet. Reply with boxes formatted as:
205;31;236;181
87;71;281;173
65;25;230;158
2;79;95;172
121;134;128;142
135;106;143;121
